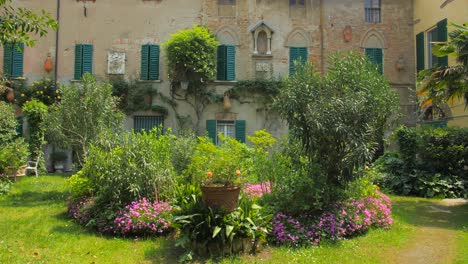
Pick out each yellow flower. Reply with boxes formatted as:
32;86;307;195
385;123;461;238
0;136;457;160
55;90;59;94
40;91;43;94
20;93;25;97
57;96;61;99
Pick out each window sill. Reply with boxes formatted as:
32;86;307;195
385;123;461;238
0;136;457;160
210;80;238;86
9;77;25;80
70;80;82;83
252;54;273;58
138;80;162;83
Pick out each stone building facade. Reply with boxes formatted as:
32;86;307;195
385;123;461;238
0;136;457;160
2;0;416;141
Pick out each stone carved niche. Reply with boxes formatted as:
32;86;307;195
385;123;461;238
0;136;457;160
249;21;274;55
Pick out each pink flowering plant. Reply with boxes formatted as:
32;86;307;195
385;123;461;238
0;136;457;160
113;198;172;237
243;182;271;199
272;191;393;246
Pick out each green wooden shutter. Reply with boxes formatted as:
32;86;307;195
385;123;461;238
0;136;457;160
149;45;160;80
12;43;24;78
226;45;236;81
74;44;83;80
3;43;13;77
298;47;308;64
141;45;150;80
289;47;299;76
217;45;226;80
365;48;383;74
416;32;425;72
206;120;217;144
16;116;23;138
437;18;448;67
375;48;383;74
82;44;93;75
235;120;246;143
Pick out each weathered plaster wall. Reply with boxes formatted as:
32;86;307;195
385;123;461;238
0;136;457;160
3;0;416;139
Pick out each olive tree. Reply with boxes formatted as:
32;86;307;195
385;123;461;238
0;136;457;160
275;52;399;187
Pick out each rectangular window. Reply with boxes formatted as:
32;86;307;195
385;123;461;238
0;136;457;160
216;121;235;145
365;0;381;23
289;0;305;6
3;43;24;78
426;27;439;68
140;44;160;80
365;48;383;74
74;44;93;80
218;0;236;17
134;116;164;133
217;45;236;81
425;19;448;68
290;0;306;17
206;119;246;145
289;47;308;76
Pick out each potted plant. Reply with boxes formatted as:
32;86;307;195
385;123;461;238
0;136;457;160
192;135;245;212
51;151;67;173
0;138;29;181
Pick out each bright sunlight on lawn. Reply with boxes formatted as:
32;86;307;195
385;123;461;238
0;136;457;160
1;175;466;264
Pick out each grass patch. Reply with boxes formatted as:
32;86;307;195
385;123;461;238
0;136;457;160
1;176;466;263
0;175;177;263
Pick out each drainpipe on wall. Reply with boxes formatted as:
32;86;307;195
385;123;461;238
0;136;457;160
319;0;325;74
54;0;61;86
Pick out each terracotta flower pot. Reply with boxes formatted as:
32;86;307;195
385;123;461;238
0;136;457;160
201;185;241;212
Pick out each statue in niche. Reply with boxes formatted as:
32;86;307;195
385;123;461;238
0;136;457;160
257;31;268;55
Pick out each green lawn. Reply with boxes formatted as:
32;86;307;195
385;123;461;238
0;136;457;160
0;175;467;263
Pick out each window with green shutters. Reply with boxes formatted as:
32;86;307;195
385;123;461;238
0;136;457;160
421;18;448;70
3;43;24;78
289;47;308;76
74;44;93;80
365;48;383;74
216;45;236;81
140;44;160;80
134;116;164;133
206;119;246;145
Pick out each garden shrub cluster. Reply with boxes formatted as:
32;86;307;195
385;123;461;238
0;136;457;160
64;51;396;257
376;126;467;198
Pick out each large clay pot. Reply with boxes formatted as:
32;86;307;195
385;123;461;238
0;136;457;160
201;185;241;212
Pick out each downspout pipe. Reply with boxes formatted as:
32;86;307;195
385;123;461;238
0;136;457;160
320;0;325;74
54;0;61;86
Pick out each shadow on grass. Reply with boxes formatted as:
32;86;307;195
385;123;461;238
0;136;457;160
144;239;182;264
1;190;68;207
392;199;468;231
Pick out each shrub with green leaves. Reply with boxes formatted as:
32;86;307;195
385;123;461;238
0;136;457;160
376;126;468;198
81;129;176;206
0;101;17;145
274;52;399;188
165;25;219;81
186;135;250;186
22;99;48;171
46;73;123;166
